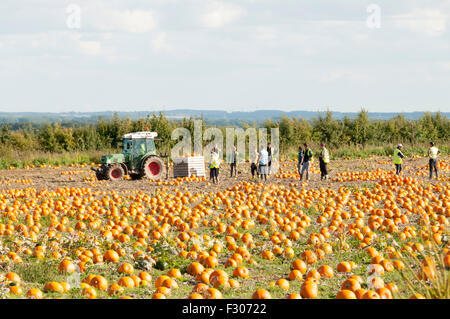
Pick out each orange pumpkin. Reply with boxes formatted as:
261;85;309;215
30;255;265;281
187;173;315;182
107;283;124;296
90;276;108;291
58;260;76;273
300;281;318;299
104;250;120;263
288;269;303;281
187;262;204;276
252;289;272;299
118;262;134;275
26;288;44;299
341;279;361;292
139;271;152;282
233;266;249;279
292;259;308;274
318;265;334;278
376;287;393;299
82;287;97;299
43;282;64;293
336;262;352;273
167;269;182;279
362;291;380;299
336;290;357;299
117;276;135;288
275;279;290;290
204;288;223;299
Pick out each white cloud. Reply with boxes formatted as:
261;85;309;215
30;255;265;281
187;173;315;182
319;70;372;84
394;8;447;37
1;1;450;112
253;27;278;42
438;61;450;70
78;41;102;56
354;33;369;41
320;70;347;83
89;6;157;33
151;32;172;52
201;1;246;28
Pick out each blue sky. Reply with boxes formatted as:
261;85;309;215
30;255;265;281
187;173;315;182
0;0;449;113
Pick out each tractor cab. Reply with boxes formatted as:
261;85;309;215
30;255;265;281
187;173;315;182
94;131;165;181
121;132;157;169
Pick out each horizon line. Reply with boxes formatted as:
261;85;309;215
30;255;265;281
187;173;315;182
0;108;448;115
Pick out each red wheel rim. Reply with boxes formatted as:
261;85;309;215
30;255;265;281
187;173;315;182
148;162;161;176
111;168;122;179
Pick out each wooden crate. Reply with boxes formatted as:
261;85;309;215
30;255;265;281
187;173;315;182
172;156;206;178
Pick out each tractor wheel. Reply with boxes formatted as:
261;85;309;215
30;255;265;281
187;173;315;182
142;156;164;180
105;165;125;181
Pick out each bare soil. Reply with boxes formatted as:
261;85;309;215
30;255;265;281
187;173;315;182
0;156;447;194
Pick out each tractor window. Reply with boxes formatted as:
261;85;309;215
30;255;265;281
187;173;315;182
133;139;146;155
146;139;156;154
123;140;132;153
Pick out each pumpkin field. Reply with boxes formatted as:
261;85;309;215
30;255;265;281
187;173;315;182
0;156;449;299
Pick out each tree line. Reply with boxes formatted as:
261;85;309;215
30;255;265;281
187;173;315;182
0;111;448;156
269;110;449;154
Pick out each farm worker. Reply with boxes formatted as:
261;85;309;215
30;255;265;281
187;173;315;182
297;146;304;176
251;149;259;179
300;143;313;181
428;142;441;179
258;146;269;181
318;143;330;180
229;145;239;177
393;144;405;175
209;148;220;184
267;143;272;175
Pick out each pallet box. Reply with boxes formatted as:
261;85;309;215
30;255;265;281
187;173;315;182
172;156;206;178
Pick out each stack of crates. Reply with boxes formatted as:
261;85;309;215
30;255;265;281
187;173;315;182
172;156;206;178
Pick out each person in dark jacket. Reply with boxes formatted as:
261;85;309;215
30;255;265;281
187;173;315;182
300;143;313;181
229;145;239;177
251;148;259;179
267;143;272;175
297;146;303;176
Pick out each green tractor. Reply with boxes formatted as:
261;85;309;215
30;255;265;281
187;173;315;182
93;131;167;181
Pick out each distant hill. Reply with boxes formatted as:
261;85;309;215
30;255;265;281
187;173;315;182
0;109;448;126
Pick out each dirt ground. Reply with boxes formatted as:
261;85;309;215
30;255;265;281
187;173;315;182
0;156;448;194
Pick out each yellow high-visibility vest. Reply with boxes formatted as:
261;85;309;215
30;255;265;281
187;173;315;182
321;149;330;163
393;149;402;164
209;152;220;168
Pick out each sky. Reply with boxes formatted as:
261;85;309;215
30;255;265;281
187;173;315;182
0;0;449;113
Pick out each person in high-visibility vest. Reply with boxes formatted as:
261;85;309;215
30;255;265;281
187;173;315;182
209;147;220;184
318;143;330;180
393;144;405;175
428;142;441;179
